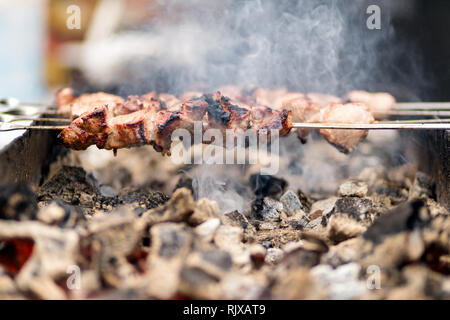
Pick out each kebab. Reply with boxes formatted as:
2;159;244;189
2;88;448;150
58;92;292;155
57;88;371;155
52;86;440;155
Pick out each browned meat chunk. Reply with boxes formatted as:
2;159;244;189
306;93;343;106
55;88;125;119
282;97;322;143
318;103;375;153
158;93;180;110
347;91;396;118
179;91;203;101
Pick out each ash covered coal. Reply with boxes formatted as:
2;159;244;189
0;146;449;300
0;183;38;221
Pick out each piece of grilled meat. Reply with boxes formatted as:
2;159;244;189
56;88;126;119
56;88;171;119
317;102;375;153
346;90;396;119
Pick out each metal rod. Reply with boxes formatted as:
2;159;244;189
2;121;449;132
376;110;450;117
0;99;54;109
0;123;67;131
394;102;450;111
292;122;450;130
0;109;62;117
380;119;450;124
6;117;72;123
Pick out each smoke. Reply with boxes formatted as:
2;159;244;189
108;0;425;99
192;165;252;214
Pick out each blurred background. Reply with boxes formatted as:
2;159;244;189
1;0;450;104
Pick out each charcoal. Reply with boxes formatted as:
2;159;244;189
178;248;232;299
310;263;367;300
301;232;329;253
409;171;435;200
116;187;168;212
250;174;287;199
338;179;368;198
253;197;283;221
221;273;267;300
386;265;447;299
282;240;325;268
261;240;273;249
214;225;243;248
213;225;254;266
200;249;233;272
99;185;117;198
0;273;22;299
0;183;38;221
307;218;321;230
265;248;284;264
296;189;313;212
327;215;367;243
173;176;194;193
256;221;279;231
310;197;338;218
38;166;98;207
0;221;79;299
188;198;220;226
180;266;220;286
222;210;249;228
321;238;362;267
283;210;310;230
178;266;221;299
146;223;193;299
194;218;221;243
363;200;430;244
37;199;85;228
86;209;143;288
271;269;319;299
373;181;409;205
322;197;373;226
280;190;304;216
221;210;256;241
140;188;195;226
158;229;189;259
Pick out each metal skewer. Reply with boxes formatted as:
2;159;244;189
292;122;450;130
2;121;450;132
377;110;450;117
381;119;450;123
6;117;72;123
0;123;67;131
394;102;450;111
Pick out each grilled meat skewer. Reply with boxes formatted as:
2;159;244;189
58;92;293;155
56;87;380;155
